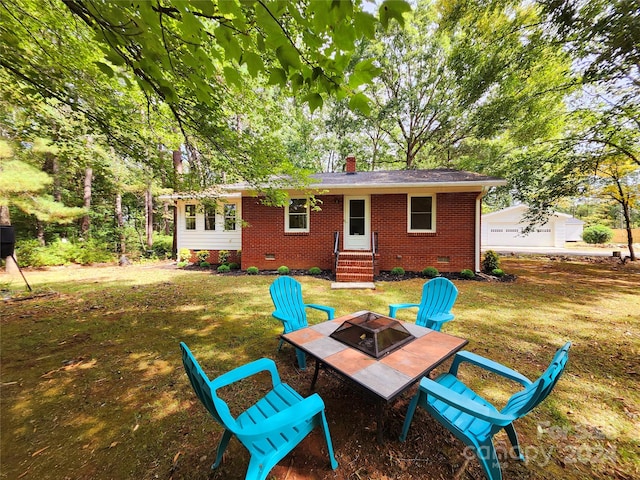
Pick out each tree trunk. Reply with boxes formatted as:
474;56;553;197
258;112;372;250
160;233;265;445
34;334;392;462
621;201;636;261
80;167;92;235
116;192;125;253
145;186;153;249
171;149;182;259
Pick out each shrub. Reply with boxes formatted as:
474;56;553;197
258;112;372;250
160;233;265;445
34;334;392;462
177;261;188;268
582;225;614;244
277;265;290;275
246;266;259;275
178;248;191;263
492;268;505;277
482;250;500;273
422;266;439;278
390;266;405;276
460;269;475;279
217;264;231;273
196;250;210;263
308;266;322;275
218;250;230;265
151;233;172;259
228;262;240;270
199;261;211;268
74;239;114;265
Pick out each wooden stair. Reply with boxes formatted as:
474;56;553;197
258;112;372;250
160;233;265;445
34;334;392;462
335;251;374;283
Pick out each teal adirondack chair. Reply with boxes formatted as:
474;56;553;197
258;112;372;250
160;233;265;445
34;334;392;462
180;342;338;480
400;342;571;480
270;276;335;370
388;277;458;331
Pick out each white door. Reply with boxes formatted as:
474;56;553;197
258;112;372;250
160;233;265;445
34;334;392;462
343;196;370;250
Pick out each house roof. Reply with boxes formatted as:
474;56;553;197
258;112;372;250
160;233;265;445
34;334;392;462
226;168;506;192
307;168;506;188
160;168;506;199
482;204;584;223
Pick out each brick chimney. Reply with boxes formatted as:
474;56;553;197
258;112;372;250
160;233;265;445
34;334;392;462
346;155;356;174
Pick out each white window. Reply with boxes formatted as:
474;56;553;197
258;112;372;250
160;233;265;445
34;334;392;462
204;206;216;231
224;204;237;231
285;198;309;232
185;204;196;230
408;195;435;232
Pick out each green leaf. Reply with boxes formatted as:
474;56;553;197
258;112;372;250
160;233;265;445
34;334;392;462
379;0;411;29
275;44;302;72
267;68;288;86
303;93;323;113
223;66;242;87
355;12;377;39
95;61;114;78
348;92;371;115
348;58;381;88
242;51;265;77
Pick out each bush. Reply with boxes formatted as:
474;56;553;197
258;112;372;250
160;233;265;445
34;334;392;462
196;250;210;263
492;268;505;277
177;261;188;268
151;233;172;259
246;266;259;275
178;248;191;263
228;262;240;270
460;269;475;279
74;239;114;265
218;250;230;265
15;238;113;267
199;261;211;268
277;265;290;275
582;225;614;244
482;250;500;273
422;266;439;278
217;264;231;273
390;266;405;276
308;266;322;275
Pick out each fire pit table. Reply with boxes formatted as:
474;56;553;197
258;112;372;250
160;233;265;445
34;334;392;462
281;310;468;442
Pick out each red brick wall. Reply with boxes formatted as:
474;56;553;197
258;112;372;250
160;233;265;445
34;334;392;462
241;193;478;272
241;196;343;271
371;193;477;272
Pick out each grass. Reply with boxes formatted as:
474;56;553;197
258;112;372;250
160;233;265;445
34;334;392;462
1;258;639;480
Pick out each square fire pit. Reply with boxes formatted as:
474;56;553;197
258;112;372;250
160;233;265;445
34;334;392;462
329;311;416;359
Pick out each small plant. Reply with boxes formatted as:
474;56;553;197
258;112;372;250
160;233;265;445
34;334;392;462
277;265;290;275
178;248;191;263
390;266;405;276
422;266;439;278
196;250;210;264
218;249;230;265
246;266;259;275
177;261;188;268
482;250;500;273
228;262;240;270
492;268;505;277
199;261;211;268
308;266;322;275
582;225;614;244
217;264;231;273
460;269;475;279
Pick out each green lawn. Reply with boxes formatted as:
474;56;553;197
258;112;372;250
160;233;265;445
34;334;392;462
1;257;638;480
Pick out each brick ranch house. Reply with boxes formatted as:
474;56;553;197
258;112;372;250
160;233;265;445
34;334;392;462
164;158;506;282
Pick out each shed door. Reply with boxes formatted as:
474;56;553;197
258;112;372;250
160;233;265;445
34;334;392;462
343;196;370;250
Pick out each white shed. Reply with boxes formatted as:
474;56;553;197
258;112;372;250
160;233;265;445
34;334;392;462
481;205;584;248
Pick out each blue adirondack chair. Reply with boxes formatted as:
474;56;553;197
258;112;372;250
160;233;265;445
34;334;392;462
270;276;335;370
400;342;571;480
388;277;458;331
180;342;338;480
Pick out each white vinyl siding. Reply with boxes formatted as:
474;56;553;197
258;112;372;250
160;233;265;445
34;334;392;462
176;199;242;252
